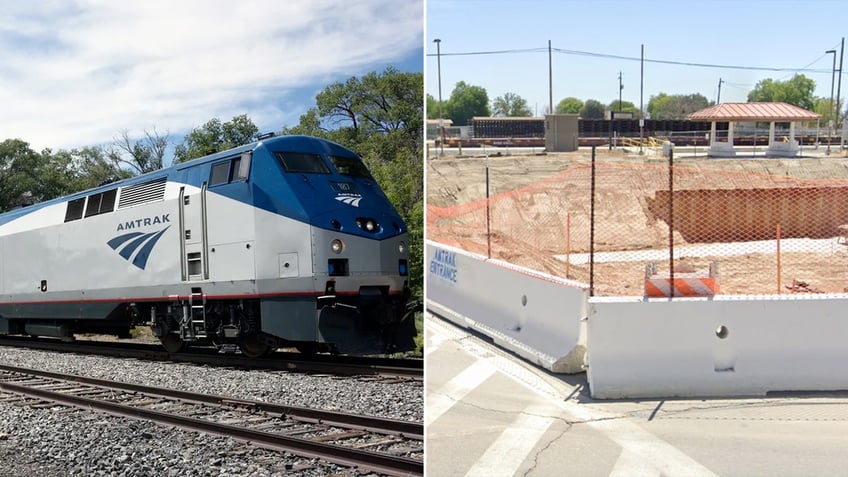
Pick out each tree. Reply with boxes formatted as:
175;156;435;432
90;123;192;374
427;94;446;120
814;96;843;126
320;67;422;151
109;128;169;174
556;97;583;114
648;93;711;120
445;81;489;126
281;108;326;137
174;114;259;163
608;100;640;116
56;146;132;192
0;139;45;210
491;92;532;117
0;140;100;211
747;74;817;111
580;99;606;119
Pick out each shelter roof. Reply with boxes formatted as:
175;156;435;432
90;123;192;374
687;102;821;122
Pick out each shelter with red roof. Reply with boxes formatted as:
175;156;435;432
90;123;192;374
687;102;821;157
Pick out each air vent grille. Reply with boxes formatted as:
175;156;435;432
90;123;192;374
118;178;166;209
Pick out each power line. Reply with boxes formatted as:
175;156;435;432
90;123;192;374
429;47;548;57
779;51;832;80
428;45;834;74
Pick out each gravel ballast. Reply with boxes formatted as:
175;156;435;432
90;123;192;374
0;346;422;476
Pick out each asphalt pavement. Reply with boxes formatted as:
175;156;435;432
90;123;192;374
425;311;848;476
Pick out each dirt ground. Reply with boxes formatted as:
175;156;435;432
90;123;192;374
427;149;848;296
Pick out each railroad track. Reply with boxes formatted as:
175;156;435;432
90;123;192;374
0;336;422;380
0;364;423;476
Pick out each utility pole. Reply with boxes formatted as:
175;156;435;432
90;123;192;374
548;40;553;116
639;44;644;155
618;71;623;112
434;38;444;156
827;49;837;155
717;78;724;104
838;38;845;153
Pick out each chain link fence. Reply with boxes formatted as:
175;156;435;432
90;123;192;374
427;148;848;297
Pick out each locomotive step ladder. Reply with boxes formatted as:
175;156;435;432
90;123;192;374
189;289;208;338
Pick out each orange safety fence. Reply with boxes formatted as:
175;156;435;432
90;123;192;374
427;159;848;297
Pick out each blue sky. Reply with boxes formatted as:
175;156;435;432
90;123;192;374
427;0;848;116
0;0;423;152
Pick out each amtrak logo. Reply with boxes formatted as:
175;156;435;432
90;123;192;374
335;194;362;207
107;226;170;270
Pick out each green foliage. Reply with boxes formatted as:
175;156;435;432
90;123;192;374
413;312;423;354
648;93;711;120
445;81;490;126
282;68;424;297
814;96;841;125
608;100;640;116
580;99;606;119
0;140;131;212
174;114;260;163
56;147;132;191
427;94;446;119
0;139;54;209
556;97;583;114
747;74;817;110
491;92;532;117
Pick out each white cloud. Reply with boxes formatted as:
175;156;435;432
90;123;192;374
0;0;423;150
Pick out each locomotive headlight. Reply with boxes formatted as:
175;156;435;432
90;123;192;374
355;217;379;234
398;241;406;254
331;239;344;254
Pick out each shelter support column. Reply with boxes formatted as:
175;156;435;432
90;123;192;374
707;120;735;157
767;121;800;157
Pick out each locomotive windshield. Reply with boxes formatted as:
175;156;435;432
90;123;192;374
329;155;372;179
275;152;330;174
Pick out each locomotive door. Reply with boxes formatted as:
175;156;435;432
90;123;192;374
178;183;208;281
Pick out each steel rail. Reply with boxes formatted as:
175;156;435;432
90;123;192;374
0;371;422;476
0;364;422;439
0;337;423;379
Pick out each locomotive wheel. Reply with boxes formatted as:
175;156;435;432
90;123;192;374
238;336;274;358
159;334;186;353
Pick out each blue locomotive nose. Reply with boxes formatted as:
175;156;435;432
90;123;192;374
262;138;406;238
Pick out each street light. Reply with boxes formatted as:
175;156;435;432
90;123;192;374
434;38;444;156
827;49;837;155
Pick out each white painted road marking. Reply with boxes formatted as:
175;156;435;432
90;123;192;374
425;331;448;357
425;359;496;427
464;403;558;477
609;448;661;477
426;313;718;477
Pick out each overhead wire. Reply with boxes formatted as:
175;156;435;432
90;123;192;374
428;45;835;75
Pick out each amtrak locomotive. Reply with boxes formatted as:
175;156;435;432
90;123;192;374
0;135;415;356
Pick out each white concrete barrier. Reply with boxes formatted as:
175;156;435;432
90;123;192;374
587;294;848;399
426;241;589;373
